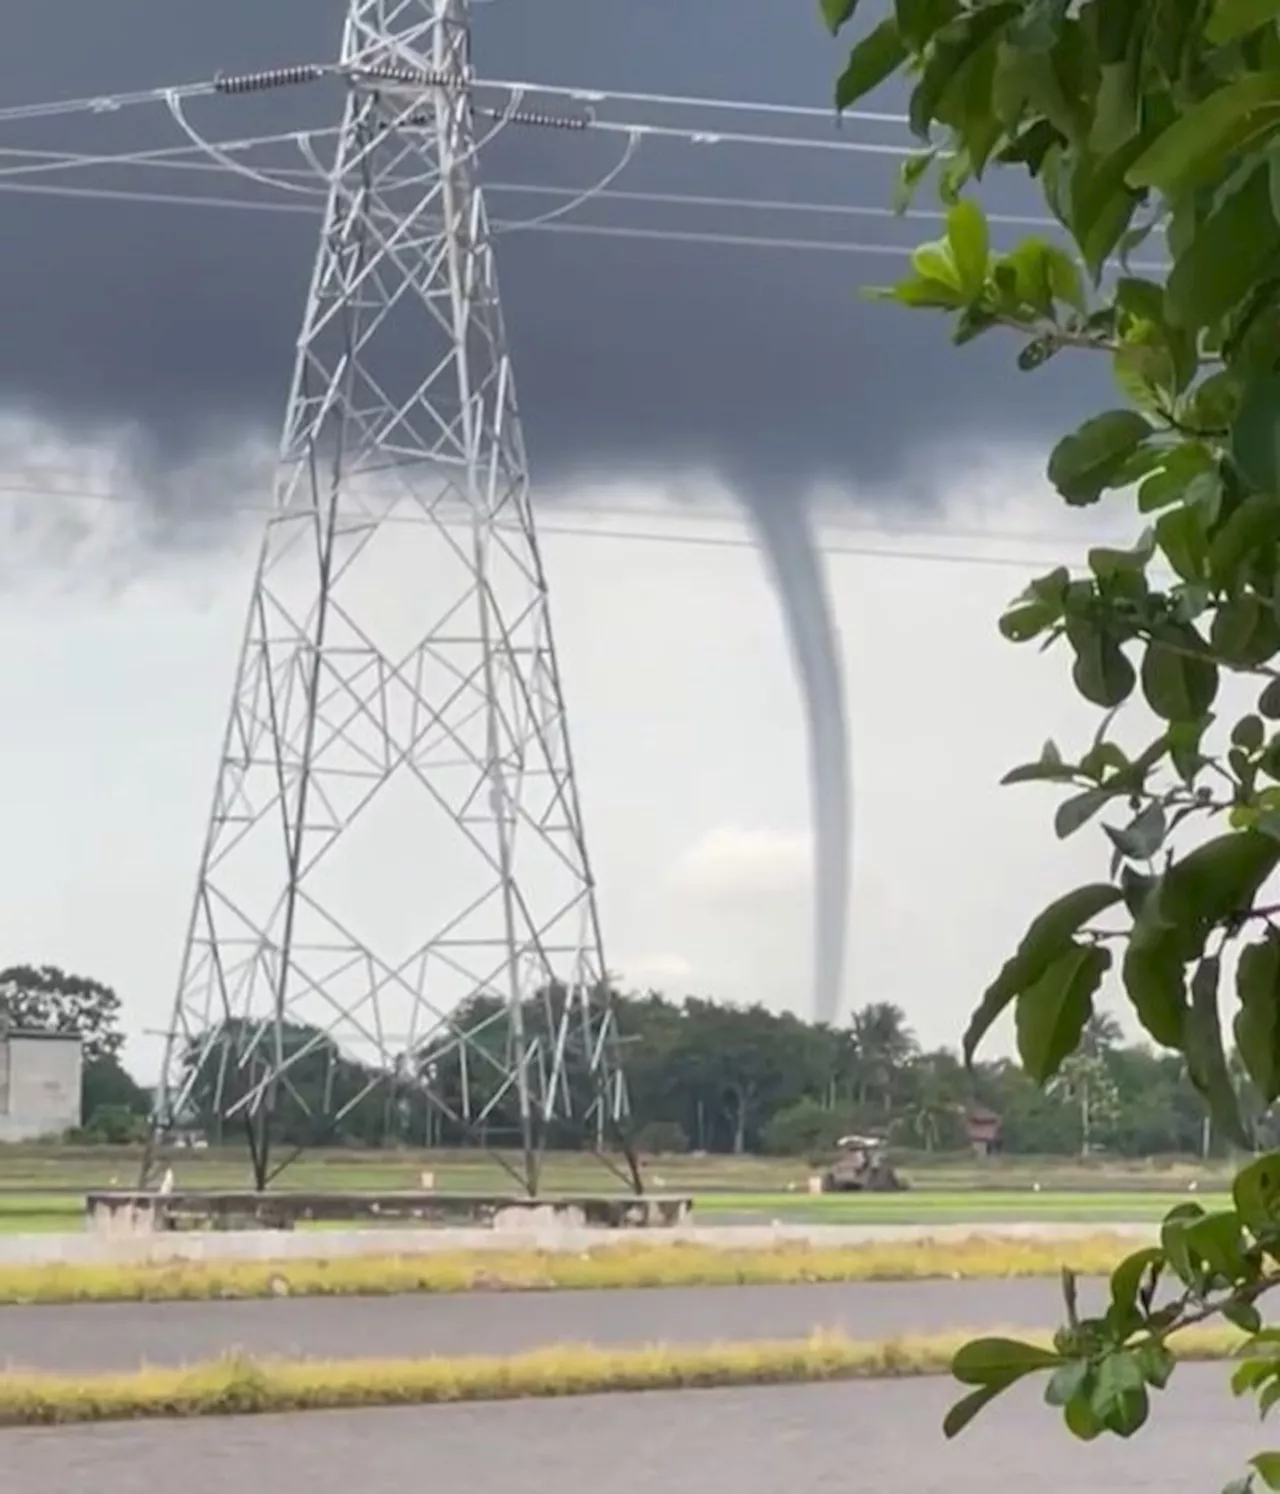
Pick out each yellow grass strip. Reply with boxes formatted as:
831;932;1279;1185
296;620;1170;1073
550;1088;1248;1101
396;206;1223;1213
0;1234;1144;1305
0;1325;1246;1426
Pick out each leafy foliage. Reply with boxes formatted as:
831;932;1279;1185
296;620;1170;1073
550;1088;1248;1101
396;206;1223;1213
0;964;123;1063
819;0;1280;1480
172;990;1265;1159
26;962;1232;1158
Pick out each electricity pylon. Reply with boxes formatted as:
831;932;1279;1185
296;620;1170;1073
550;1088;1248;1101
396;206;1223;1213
144;0;637;1195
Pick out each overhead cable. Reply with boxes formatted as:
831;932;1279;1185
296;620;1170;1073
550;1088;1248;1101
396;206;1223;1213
0;69;913;134
0;479;1123;574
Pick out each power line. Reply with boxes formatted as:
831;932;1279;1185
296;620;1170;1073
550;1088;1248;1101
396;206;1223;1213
0;174;1171;266
0;69;911;134
0;137;1069;236
0;107;920;170
0;77;219;126
0;475;1116;548
489;77;905;127
0;477;1147;574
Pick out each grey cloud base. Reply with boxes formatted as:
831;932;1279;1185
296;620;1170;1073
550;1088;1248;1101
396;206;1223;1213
1;0;1107;516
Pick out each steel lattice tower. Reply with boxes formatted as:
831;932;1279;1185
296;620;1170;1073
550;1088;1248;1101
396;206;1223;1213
145;0;636;1194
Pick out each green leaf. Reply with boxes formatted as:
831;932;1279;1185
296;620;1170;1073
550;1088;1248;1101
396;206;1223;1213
1126;71;1280;197
1207;0;1280;46
1015;942;1111;1082
821;0;859;35
836;19;908;111
947;198;989;298
1225;1300;1264;1333
1094;0;1143;67
1048;410;1152;506
1026;566;1071;608
965;884;1125;1064
1048;248;1087;314
1237;934;1280;1104
1089;530;1156;579
995;239;1054;317
1186;955;1249;1147
1140;446;1218;514
1067;622;1137;708
1091;1350;1150;1437
1122;933;1189;1048
911;239;962;288
1044;1358;1091;1408
1136;1341;1175;1389
1183;1208;1250;1277
1115;338;1177;414
893;150;937;213
953;1336;1060;1387
1010;0;1069;49
1109;1246;1164;1320
1210;493;1280;589
942;1381;1006;1439
999;599;1059;641
1141;634;1219;722
1168;713;1214;784
1254;1454;1280;1492
1231;1354;1275;1395
1104;801;1167;861
1212;595;1280;669
1164;830;1280;930
895;0;962;50
1092;61;1142;159
1156;504;1210;582
1236;715;1267;752
1261;679;1280;719
1232;371;1280;495
1002;741;1079;785
1055;788;1115;839
1188;371;1243;431
864;274;968;310
907;4;1020;140
1167;166;1280;332
1162;1203;1208;1285
1067;136;1154;282
1233;1151;1280;1234
1064;1382;1107;1439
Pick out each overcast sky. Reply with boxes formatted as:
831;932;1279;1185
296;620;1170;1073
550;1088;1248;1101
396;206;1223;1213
0;0;1145;1080
1;0;1110;500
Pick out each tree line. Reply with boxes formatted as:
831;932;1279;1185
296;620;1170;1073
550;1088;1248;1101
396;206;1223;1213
0;963;1253;1159
615;994;1246;1160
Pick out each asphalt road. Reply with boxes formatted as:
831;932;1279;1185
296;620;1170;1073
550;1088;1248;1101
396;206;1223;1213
1;1368;1258;1493
0;1278;1103;1372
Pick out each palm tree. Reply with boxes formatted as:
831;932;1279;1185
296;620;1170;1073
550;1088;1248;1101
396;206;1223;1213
1079;1012;1123;1060
1050;1051;1120;1157
847;1002;918;1112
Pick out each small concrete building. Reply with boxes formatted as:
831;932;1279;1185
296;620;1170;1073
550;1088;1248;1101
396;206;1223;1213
0;1030;83;1142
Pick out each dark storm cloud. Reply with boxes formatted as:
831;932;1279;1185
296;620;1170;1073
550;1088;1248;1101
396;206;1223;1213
0;0;1109;504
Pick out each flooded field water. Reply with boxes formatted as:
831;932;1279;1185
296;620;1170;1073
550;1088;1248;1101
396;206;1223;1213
3;1369;1259;1494
0;1278;1094;1373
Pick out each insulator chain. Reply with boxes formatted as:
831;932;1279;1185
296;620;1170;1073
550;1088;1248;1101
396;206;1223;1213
211;59;590;130
213;65;328;95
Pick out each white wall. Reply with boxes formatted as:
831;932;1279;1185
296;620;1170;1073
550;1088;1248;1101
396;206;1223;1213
0;1034;81;1140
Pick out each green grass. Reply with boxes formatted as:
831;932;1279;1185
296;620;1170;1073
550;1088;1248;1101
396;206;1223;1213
0;1143;1240;1191
0;1143;1239;1234
694;1189;1228;1225
0;1187;1219;1235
